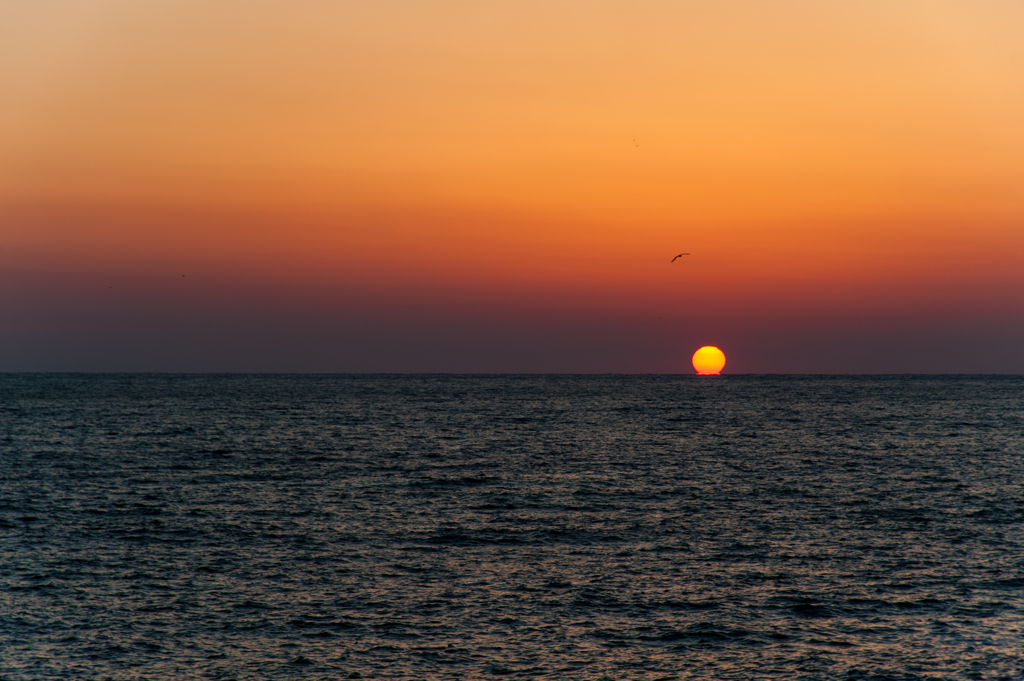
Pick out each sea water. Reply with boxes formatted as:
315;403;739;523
1;374;1023;680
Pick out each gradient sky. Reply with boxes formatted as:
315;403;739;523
2;0;1023;372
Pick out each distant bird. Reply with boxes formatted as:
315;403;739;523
671;253;690;262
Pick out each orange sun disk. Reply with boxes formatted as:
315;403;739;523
692;346;726;375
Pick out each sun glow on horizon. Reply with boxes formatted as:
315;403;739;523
692;346;726;375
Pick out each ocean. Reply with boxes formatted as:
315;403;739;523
1;374;1022;680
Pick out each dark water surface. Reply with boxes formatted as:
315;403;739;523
2;375;1023;680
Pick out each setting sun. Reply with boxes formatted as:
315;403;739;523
692;346;726;375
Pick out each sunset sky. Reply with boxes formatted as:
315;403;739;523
3;0;1023;372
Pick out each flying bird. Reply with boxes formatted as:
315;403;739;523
671;253;690;262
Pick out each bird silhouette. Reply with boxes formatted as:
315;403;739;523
671;253;690;262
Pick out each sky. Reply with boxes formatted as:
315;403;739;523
2;0;1023;373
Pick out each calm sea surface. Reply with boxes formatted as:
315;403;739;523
2;375;1023;680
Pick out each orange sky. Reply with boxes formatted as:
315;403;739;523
2;1;1023;372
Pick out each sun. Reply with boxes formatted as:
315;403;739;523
692;346;726;375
